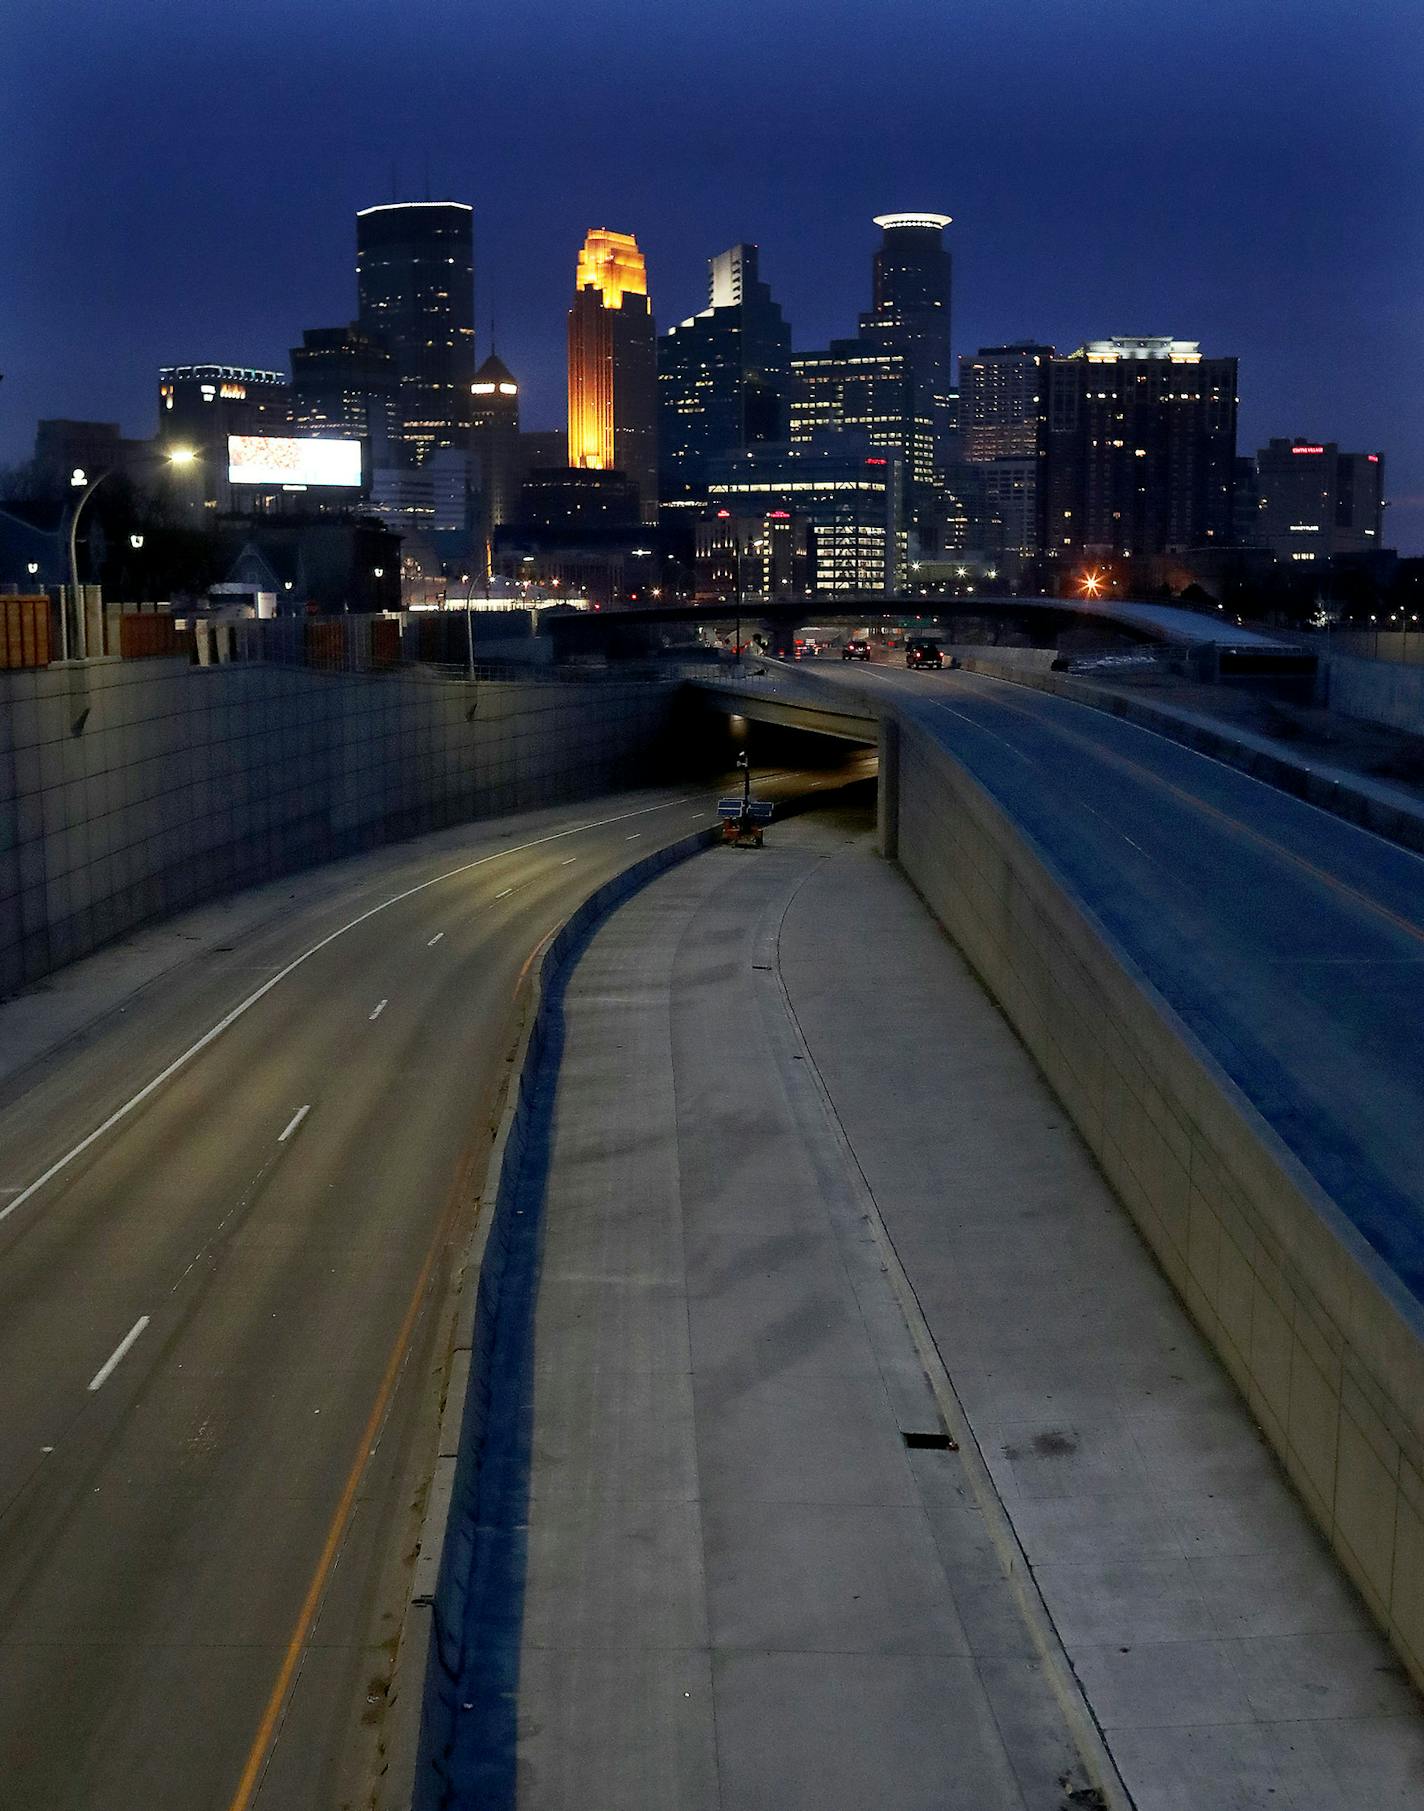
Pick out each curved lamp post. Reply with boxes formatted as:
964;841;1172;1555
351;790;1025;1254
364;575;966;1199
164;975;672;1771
66;447;196;659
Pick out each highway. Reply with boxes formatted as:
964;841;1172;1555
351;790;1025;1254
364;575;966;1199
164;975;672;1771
0;771;842;1811
807;657;1424;1305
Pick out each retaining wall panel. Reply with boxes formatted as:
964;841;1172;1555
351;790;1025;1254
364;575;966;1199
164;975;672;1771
890;696;1424;1694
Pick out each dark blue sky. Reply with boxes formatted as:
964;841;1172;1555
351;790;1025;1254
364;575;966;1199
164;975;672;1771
5;0;1421;548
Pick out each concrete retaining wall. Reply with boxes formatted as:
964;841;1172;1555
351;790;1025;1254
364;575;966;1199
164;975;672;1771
0;657;682;995
893;713;1424;1690
1326;651;1424;737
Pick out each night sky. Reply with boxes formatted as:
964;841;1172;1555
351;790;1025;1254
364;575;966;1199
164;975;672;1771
5;0;1421;549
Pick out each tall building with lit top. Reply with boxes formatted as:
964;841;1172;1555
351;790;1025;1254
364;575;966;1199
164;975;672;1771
1043;337;1237;560
658;243;791;517
858;213;954;470
356;201;475;466
470;351;522;550
567;229;657;521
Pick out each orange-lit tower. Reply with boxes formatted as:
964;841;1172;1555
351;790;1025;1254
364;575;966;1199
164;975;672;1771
567;229;658;521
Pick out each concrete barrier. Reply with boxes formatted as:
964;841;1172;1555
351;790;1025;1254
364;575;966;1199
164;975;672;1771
0;657;685;995
955;651;1424;859
1326;651;1424;738
891;712;1424;1691
377;824;720;1810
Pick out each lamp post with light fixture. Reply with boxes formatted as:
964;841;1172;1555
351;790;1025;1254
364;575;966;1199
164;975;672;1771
66;447;197;659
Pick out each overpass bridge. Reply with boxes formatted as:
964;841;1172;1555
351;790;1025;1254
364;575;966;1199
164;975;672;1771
546;593;1315;679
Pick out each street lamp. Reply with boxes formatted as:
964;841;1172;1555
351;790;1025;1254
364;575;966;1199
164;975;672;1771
67;446;196;660
26;561;39;580
129;534;144;550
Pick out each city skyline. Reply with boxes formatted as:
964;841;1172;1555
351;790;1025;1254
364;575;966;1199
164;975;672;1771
3;0;1418;548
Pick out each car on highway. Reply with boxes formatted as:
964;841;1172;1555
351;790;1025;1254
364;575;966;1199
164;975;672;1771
905;638;944;670
842;640;871;661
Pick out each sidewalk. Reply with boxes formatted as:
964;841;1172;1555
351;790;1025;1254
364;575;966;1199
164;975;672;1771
446;804;1424;1809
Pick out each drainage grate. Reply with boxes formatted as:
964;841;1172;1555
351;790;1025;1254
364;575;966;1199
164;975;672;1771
901;1430;957;1451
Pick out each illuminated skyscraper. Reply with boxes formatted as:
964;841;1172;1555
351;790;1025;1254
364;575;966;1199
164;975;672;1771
1044;338;1238;558
658;243;791;517
470;350;522;551
858;212;954;470
567;229;657;521
356;201;475;466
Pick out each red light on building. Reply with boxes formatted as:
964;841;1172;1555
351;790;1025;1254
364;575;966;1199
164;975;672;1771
768;509;790;519
864;456;887;466
715;508;731;518
1368;454;1380;463
1291;445;1325;455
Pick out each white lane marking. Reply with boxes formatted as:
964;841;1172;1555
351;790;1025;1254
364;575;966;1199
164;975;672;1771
0;792;696;1230
625;833;642;840
277;1104;311;1144
560;857;578;865
369;999;388;1021
494;888;514;899
427;931;445;947
88;1316;150;1392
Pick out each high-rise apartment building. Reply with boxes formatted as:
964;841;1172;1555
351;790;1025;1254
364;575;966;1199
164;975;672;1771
1254;439;1385;564
959;343;1055;559
356;201;475;466
1043;338;1237;559
858;213;954;470
567;228;658;522
658;243;791;517
290;325;396;459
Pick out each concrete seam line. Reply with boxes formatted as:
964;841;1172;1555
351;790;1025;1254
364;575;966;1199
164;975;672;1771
377;823;720;1811
765;878;1137;1811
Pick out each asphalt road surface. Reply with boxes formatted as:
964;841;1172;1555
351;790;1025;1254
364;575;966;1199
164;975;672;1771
0;767;857;1811
814;658;1424;1308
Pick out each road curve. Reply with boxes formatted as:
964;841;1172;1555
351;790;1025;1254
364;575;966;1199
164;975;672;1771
812;658;1424;1307
0;776;827;1811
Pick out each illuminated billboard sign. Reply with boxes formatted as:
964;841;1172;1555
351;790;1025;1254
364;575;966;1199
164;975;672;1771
227;436;362;487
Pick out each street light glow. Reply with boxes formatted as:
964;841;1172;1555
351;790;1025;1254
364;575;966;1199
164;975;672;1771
166;446;198;465
129;534;144;549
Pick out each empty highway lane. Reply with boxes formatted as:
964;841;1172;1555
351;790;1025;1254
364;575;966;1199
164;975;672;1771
0;780;779;1811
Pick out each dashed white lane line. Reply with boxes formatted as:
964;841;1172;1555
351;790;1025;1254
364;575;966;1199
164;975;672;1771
427;932;445;947
277;1104;311;1144
494;888;514;899
560;857;578;865
0;791;696;1231
625;833;642;840
369;999;388;1021
88;1316;150;1392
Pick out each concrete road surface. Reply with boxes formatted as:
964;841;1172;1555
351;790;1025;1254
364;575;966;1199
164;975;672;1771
814;659;1424;1309
0;771;848;1811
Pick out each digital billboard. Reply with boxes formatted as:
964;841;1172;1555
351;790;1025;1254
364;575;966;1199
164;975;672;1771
227;435;363;488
